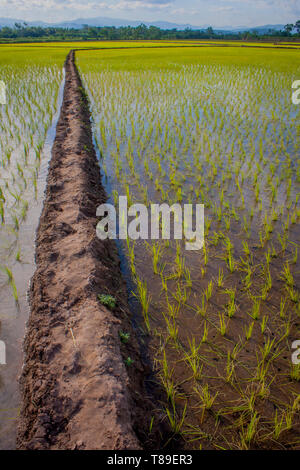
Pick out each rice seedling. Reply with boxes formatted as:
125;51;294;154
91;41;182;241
194;383;218;422
77;44;300;449
217;268;224;288
248;297;261;321
280;262;294;288
239;412;260;449
132;277;151;332
244;321;255;341
218;313;227;336
0;265;18;302
165;402;187;436
290;364;300;382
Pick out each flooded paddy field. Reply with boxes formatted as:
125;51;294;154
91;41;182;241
0;46;66;448
78;45;300;449
0;40;299;450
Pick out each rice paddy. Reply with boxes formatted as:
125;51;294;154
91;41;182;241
0;45;65;448
77;45;300;449
0;40;299;450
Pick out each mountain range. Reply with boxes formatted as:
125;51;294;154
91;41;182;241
0;16;286;33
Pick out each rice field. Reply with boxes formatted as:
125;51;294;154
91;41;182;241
77;45;300;449
0;40;299;450
0;45;66;448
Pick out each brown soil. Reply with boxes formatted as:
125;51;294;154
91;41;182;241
16;51;155;450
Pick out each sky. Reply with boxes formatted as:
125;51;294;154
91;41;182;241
0;0;299;27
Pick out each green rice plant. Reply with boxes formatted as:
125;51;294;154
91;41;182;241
158;353;182;405
217;268;224;288
255;357;270;381
225;351;235;384
203;241;208;266
194;383;218;420
291;247;298;264
242;240;250;257
224;288;236;318
279;296;287;318
184;267;192;288
160;274;168;292
260;337;276;361
244;321;255;341
218;313;227;336
240;261;253;290
260;315;268;334
163;312;178;342
184;344;203;381
165;402;187;435
230;342;243;361
175;252;185;279
286;285;299;303
196;296;207;317
1;266;18;302
239;412;259;449
278;233;288;252
201;321;209;343
280;262;294;288
273;409;287;440
248;297;261;321
290;363;300;381
173;282;187;305
132;278;151;332
151;242;162;275
222;236;236;273
204;280;213;302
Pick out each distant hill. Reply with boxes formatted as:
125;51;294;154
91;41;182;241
0;16;286;33
223;24;286;33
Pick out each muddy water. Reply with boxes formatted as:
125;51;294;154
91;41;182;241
84;63;300;448
0;72;65;450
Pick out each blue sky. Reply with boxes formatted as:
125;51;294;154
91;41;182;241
0;0;299;27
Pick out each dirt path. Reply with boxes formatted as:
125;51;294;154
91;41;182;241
16;50;150;450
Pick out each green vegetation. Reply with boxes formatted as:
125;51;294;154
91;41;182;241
0;39;299;450
0;45;64;305
125;356;134;367
0;21;300;43
98;293;117;310
78;44;300;449
119;330;130;343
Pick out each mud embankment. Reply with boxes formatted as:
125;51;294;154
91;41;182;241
17;51;151;450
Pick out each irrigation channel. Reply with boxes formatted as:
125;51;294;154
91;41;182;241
16;50;155;450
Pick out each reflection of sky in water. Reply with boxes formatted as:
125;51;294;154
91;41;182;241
0;69;65;450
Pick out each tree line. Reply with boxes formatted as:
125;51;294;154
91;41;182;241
0;21;299;42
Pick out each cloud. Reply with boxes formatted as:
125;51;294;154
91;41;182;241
210;5;234;12
126;0;172;3
0;0;100;9
0;0;174;9
0;0;298;25
111;0;173;10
